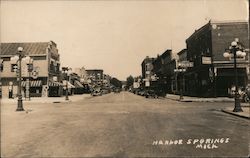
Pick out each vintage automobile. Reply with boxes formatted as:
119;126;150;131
228;85;250;102
114;88;121;93
91;86;102;96
145;90;158;98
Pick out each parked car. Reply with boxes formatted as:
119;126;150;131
114;88;121;93
145;90;158;98
91;86;102;96
138;89;146;96
228;85;250;102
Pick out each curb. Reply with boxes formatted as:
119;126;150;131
221;109;250;119
166;97;234;103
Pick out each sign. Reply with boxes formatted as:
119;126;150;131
53;76;58;82
31;71;38;79
179;61;193;68
133;82;140;89
145;81;150;87
202;57;212;65
174;69;186;72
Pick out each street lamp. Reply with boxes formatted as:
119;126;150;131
174;64;186;100
223;39;247;112
16;47;25;111
24;56;33;101
62;67;72;101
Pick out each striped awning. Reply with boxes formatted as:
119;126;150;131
49;81;63;87
74;80;84;88
21;80;42;87
67;81;75;88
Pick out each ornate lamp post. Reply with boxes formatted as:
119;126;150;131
223;39;246;112
24;56;33;101
62;67;72;101
16;47;25;111
174;64;186;100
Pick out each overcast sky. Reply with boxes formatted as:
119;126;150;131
1;0;248;80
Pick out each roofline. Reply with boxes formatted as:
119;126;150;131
0;42;49;44
210;20;248;24
177;49;187;56
186;22;210;43
141;57;155;65
186;20;248;43
0;54;47;57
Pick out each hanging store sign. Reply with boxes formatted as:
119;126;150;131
145;81;150;87
202;57;212;65
179;61;194;68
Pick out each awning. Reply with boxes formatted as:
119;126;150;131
49;81;63;87
67;81;75;88
74;80;84;88
21;80;42;87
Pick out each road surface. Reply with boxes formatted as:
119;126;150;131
1;92;249;157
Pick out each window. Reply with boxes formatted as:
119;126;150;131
27;64;33;72
0;64;3;72
11;64;17;72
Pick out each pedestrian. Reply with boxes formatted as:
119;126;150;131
8;85;13;99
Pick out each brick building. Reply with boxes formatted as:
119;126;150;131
141;56;155;87
185;20;249;97
86;69;104;86
0;41;62;98
152;49;176;94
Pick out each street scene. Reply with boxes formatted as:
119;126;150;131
1;92;249;157
1;0;250;157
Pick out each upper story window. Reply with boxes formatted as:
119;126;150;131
27;64;33;72
33;56;46;60
11;64;17;72
0;63;3;72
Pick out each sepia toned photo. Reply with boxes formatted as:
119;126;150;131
0;0;249;157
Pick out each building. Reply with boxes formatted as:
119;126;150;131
185;20;249;97
0;41;62;98
141;56;155;87
174;49;188;94
152;49;176;94
74;67;88;83
86;69;104;86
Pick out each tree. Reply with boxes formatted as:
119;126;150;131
110;77;122;88
126;75;134;88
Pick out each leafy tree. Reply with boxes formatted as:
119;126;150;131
110;77;122;88
126;75;134;87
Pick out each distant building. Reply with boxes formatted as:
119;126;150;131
74;67;88;84
174;49;188;94
152;49;176;94
185;20;249;97
141;56;155;87
86;69;104;85
177;49;188;62
0;41;62;98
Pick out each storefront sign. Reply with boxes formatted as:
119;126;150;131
179;61;193;68
202;57;212;64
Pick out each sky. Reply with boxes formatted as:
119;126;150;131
1;0;248;80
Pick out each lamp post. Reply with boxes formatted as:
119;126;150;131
24;56;33;101
174;66;186;100
62;67;72;101
223;39;246;112
16;47;25;111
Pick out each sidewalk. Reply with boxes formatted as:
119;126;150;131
221;107;250;119
0;94;91;105
166;94;235;102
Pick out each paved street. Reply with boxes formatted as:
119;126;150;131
1;92;249;157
